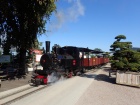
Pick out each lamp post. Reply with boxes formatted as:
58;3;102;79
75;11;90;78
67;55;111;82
32;52;35;71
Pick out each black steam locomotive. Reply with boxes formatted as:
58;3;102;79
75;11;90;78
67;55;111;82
40;41;84;76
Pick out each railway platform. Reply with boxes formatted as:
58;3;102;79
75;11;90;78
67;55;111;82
0;72;32;92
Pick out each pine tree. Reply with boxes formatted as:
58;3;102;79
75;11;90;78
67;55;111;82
110;35;140;72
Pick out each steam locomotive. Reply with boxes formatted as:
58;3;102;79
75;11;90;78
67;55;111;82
30;41;109;86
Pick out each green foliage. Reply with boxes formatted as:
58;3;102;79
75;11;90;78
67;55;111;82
128;63;140;71
31;38;43;49
110;35;140;72
115;61;125;69
0;0;56;74
90;55;95;58
102;52;111;59
26;51;34;64
0;0;56;50
115;35;126;41
94;48;102;52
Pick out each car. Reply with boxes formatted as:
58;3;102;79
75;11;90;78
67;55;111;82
6;66;17;79
0;64;17;80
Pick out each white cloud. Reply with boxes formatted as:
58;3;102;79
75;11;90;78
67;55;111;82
49;0;85;32
68;0;85;21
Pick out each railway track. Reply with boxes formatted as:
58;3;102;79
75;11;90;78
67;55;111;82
0;84;48;105
0;68;102;105
0;73;69;105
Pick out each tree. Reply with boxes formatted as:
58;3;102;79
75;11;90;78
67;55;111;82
102;52;111;58
0;0;56;74
110;35;140;72
94;48;102;52
93;48;104;57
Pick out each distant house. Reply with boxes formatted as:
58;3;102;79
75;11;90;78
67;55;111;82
131;47;140;51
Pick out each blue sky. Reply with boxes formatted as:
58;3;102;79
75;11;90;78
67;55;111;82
38;0;140;52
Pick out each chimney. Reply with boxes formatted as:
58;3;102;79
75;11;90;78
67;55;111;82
45;41;50;53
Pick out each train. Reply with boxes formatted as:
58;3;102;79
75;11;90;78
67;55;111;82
30;41;109;86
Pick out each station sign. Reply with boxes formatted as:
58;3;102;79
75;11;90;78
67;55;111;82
0;55;10;63
36;54;42;62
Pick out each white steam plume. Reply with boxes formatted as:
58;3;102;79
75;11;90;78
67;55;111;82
48;71;67;84
49;0;85;32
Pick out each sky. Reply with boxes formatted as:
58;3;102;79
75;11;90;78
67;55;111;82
38;0;140;52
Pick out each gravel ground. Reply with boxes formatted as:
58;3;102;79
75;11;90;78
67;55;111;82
0;72;32;92
75;64;140;105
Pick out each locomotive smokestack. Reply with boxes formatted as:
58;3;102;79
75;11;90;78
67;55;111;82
46;41;50;53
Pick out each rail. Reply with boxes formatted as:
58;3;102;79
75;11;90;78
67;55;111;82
0;84;47;105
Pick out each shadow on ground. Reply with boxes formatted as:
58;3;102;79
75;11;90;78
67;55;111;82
102;67;111;72
81;73;116;84
81;74;97;79
95;74;116;84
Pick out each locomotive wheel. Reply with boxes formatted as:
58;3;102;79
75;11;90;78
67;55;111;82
73;71;77;76
82;68;86;73
41;79;44;84
68;72;73;78
64;69;69;77
35;78;41;86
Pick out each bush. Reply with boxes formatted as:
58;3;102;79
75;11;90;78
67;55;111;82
128;63;140;71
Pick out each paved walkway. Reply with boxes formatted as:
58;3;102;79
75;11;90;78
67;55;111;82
9;71;97;105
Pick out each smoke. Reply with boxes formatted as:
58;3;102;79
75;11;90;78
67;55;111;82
47;71;67;84
49;0;85;32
